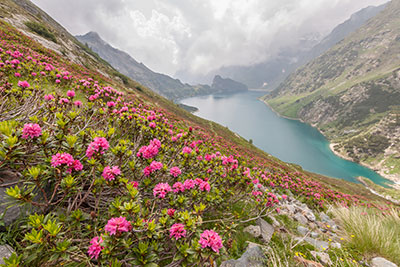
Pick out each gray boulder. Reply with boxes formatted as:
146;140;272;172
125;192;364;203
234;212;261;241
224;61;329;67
294;213;308;225
311;251;332;266
297;226;309;236
371;257;398;267
0;245;15;265
220;245;264;267
243;225;261;238
257;218;274;243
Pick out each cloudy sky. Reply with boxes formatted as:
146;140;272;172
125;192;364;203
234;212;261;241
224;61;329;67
31;0;388;79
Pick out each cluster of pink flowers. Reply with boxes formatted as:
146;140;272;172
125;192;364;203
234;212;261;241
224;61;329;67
74;100;82;107
102;166;121;181
21;123;42;139
17;80;30;88
169;223;186;240
183;179;196;190
171;178;210;194
143;161;163;176
88;236;104;259
169;166;181;177
44;94;55;101
104;216;131;236
182;146;192;154
153;183;172;199
51;152;83;173
137;138;161;159
149;122;156;128
86;137;109;158
167;208;175;217
199;230;223;253
67;90;75;98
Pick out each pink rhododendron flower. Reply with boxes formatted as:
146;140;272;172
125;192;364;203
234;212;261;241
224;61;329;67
167;208;175;217
67;90;75;98
170;167;181;177
199;181;211;192
169;223;186;240
107;101;115;107
74;100;82;107
150;161;163;171
44;94;54;101
153;183;172;199
55;79;61;84
137;139;161;159
88;236;103;259
86;137;109;158
105;216;131;236
14;72;20;77
183;179;195;190
51;153;82;172
149;122;156;128
102;166;121;181
199;230;223;253
72;160;83;171
21;123;42;139
182;146;192;154
18;80;30;88
173;182;185;193
59;98;69;104
130;181;139;188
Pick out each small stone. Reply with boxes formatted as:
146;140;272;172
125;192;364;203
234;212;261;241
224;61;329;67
294;213;308;225
311;251;332;266
304;237;329;251
297;226;309;236
331;242;341;249
243;225;261;238
304;211;316;222
0;245;14;265
270;216;281;228
284;204;296;214
310;232;319;238
371;257;398;267
320;212;331;223
257;218;274;243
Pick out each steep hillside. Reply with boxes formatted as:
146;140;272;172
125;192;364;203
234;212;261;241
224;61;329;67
0;1;398;266
264;0;400;183
76;32;212;100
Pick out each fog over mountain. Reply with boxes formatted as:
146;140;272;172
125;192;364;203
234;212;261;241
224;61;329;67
32;0;388;80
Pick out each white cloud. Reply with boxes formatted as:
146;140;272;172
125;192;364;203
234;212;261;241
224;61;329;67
31;0;389;77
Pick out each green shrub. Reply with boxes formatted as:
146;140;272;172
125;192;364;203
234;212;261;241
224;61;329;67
24;21;57;43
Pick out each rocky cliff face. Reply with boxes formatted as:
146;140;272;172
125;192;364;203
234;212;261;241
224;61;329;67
265;1;400;181
211;75;248;93
76;32;212;100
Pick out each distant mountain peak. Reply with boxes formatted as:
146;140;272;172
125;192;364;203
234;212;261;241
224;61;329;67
75;31;212;99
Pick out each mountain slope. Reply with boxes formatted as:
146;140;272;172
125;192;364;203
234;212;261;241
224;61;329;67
264;0;400;183
182;3;386;89
76;32;212;100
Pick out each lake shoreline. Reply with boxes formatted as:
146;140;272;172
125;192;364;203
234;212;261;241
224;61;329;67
260;97;399;187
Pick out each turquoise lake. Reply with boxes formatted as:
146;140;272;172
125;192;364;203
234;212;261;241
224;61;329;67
180;90;390;185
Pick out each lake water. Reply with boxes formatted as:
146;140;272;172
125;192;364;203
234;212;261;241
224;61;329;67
180;90;390;185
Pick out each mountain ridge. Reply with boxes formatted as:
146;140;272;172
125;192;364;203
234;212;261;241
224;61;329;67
264;0;400;184
76;31;213;100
